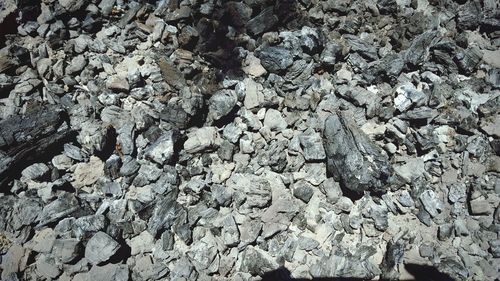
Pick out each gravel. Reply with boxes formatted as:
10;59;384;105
0;0;498;280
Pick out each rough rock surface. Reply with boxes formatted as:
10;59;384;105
0;0;498;280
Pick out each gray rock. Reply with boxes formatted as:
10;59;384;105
128;231;154;256
52;239;80;263
132;163;162;187
59;0;88;12
207;90;238;123
448;183;467;203
246;7;277;35
240;246;279;276
35;254;61;279
85;231;120;265
419;190;443;218
293;180;314;203
12;198;42;230
184;127;218;153
144;131;178;164
98;0;116;16
404;30;440;66
221;215;240;247
65;55;87;75
438;223;453;241
257;46;294;73
211;184;233;207
88;263;129;281
300;26;322;54
1;244;26;280
228;173;272;209
116;1;142;28
26;228;56;253
132;254;169;280
64;143;84;161
454;46;482;74
489;240;500;258
158;58;185;90
264;109;287;131
21;163;50;181
147;196;183;238
78;122;109;154
106;76;129;92
170;256;197;279
393;83;428;113
116;122;135;156
310;246;380;279
239;220;262;246
345;34;378;61
119;156;140;176
73;214;106;239
469;199;493;215
323;112;396;193
320;42;342;66
52;154;72;170
299;132;326;161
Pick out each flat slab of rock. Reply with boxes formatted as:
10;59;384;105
323;111;396;193
85;231;120;264
184;127;219;153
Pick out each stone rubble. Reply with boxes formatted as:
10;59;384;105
0;0;499;280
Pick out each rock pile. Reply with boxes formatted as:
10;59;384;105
0;0;499;280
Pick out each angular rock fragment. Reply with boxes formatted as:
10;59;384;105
88;263;129;281
323;112;396;193
240;246;279;276
85;231;120;265
207;89;238;123
184;127;219;153
144;130;178;164
0;105;71;188
405;30;441;66
263;109;287;131
158;58;186;90
147;196;183;238
256;46;294;73
246;7;278;36
298;132;326;161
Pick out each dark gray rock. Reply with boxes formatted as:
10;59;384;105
257;46;294;73
246;7;277;35
240;246;279;276
0;105;72;188
147;195;183;238
293;180;314;203
345;34;378;61
404;30;441;66
323;112;396;193
59;0;89;12
454;46;482;74
52;238;80;263
225;1;252;27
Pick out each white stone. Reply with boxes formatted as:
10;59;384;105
263;109;287;131
184;127;218;153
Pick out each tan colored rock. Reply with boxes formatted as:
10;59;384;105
242;54;267;77
73;156;104;188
